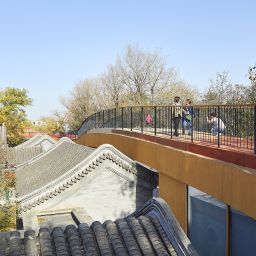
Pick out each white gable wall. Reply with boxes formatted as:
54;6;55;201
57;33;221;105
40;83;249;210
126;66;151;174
21;159;154;231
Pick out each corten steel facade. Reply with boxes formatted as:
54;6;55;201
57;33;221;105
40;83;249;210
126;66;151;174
75;133;256;237
75;104;256;255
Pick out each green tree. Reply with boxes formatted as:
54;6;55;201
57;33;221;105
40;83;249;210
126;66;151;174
0;204;17;231
34;112;66;135
0;87;32;146
0;170;16;231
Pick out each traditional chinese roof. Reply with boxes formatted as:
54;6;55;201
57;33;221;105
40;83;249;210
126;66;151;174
0;198;198;255
16;140;94;200
16;142;157;213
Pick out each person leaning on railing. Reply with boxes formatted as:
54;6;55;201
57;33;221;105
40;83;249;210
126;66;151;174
206;112;226;135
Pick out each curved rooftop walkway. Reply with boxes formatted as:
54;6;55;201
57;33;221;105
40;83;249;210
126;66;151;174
0;198;198;256
113;128;256;170
77;104;256;170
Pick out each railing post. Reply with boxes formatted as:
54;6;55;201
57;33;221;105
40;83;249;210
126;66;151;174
102;110;105;128
254;105;256;154
154;106;157;135
217;106;220;148
131;107;133;131
191;106;194;143
114;108;117;129
170;106;173;138
197;108;200;135
121;107;124;130
141;106;144;133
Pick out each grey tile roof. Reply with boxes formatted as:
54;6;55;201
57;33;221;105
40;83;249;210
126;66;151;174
16;143;158;213
16;141;94;198
7;145;43;166
0;198;198;255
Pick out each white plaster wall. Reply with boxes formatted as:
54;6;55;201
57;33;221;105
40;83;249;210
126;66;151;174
22;159;153;230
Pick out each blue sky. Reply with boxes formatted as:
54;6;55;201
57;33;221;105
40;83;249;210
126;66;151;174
0;1;255;119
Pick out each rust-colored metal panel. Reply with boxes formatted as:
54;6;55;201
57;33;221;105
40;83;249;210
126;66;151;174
181;153;224;200
113;129;256;170
76;132;256;221
159;173;187;233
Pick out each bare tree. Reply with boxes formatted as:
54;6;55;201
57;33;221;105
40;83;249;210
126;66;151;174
150;78;198;106
203;71;233;104
202;71;248;104
61;45;201;129
61;79;105;129
248;65;256;85
101;64;124;107
147;61;177;105
248;65;256;103
118;45;178;105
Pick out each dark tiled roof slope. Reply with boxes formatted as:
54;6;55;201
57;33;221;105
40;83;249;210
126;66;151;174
7;145;43;166
0;199;198;255
16;141;94;197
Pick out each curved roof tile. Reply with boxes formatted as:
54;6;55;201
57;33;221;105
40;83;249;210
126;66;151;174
0;198;198;256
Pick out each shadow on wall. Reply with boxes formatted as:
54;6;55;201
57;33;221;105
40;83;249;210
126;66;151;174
135;162;159;210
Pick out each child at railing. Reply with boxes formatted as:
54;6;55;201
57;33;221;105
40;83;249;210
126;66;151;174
145;113;153;127
207;112;226;135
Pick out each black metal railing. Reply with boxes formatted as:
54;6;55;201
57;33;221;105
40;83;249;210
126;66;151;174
77;104;256;153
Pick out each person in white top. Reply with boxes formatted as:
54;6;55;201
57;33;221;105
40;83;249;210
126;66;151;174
172;96;183;136
206;112;226;134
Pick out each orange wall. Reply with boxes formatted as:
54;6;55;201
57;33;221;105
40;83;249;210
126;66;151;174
76;132;256;231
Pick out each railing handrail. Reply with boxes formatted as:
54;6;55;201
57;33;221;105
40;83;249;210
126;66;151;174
77;104;256;132
76;104;256;154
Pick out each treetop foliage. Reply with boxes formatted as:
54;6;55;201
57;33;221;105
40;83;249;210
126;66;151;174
0;87;32;107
